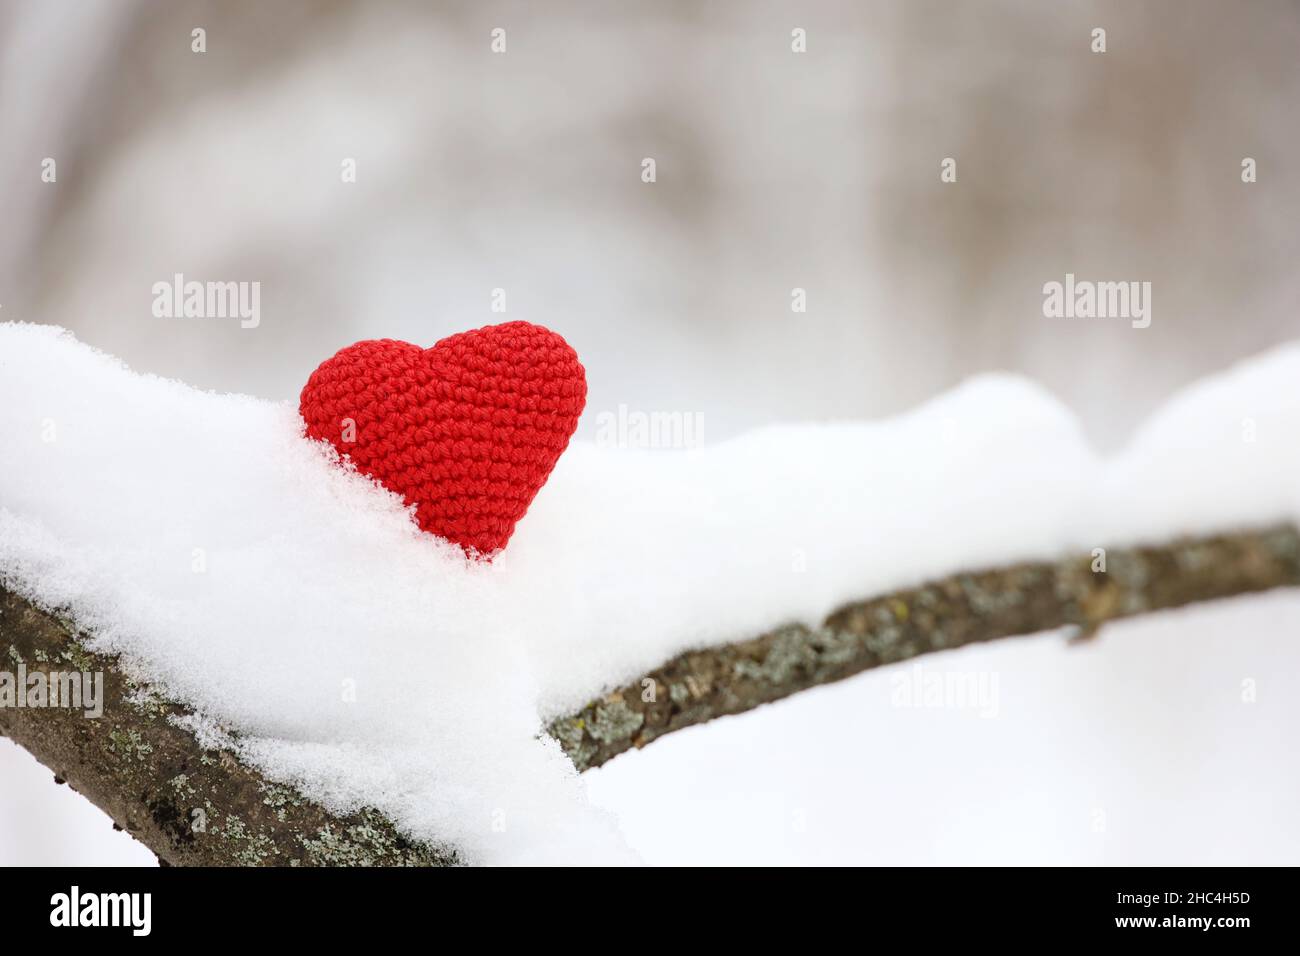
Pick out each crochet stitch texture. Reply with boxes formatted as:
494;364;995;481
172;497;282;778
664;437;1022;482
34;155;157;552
299;321;586;556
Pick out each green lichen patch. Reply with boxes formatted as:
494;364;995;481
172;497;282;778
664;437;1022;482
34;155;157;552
108;728;154;762
218;814;278;866
259;782;304;822
300;810;456;867
586;696;644;744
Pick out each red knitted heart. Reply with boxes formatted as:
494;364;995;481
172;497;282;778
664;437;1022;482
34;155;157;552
299;321;586;556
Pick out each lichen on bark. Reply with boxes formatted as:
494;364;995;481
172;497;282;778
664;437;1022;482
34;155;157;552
550;525;1300;771
3;523;1297;863
0;588;458;867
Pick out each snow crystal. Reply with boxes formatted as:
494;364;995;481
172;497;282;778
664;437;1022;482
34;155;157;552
1;321;1296;864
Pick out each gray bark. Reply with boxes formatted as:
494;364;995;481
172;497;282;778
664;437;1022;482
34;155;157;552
3;524;1296;864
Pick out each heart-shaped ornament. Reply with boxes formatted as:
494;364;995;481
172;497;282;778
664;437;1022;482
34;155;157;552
299;321;586;556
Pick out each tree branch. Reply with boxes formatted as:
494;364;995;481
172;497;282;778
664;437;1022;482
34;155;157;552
3;524;1297;864
548;524;1300;770
0;588;458;866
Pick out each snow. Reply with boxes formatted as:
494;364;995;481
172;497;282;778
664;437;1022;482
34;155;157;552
587;589;1300;865
1;321;1297;864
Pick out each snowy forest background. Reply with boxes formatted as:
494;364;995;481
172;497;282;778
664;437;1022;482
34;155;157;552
2;0;1299;865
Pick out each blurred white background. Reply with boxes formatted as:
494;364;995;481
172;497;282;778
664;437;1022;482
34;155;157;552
2;0;1298;865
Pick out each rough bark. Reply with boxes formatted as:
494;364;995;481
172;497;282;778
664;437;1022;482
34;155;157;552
548;524;1300;770
3;524;1297;864
0;588;458;866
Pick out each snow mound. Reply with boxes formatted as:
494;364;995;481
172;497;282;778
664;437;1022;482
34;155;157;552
1;322;1297;864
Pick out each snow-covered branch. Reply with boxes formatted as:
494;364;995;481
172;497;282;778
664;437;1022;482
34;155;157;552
550;524;1300;770
4;524;1296;864
4;325;1300;862
0;585;459;866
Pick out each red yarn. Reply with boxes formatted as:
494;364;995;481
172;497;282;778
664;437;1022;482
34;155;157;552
299;321;586;556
